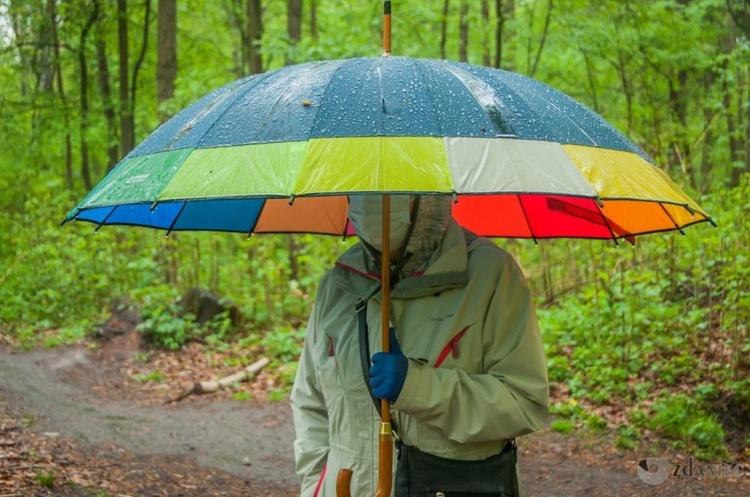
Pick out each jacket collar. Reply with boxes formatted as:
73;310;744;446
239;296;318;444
331;220;471;299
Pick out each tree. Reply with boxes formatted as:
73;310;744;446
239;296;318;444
440;0;449;59
310;0;317;40
481;0;491;66
118;0;152;156
46;0;73;185
287;0;302;64
157;0;177;122
526;0;552;77
458;0;468;62
726;0;750;186
494;0;514;69
95;15;119;171
247;0;263;74
117;0;133;156
79;0;100;190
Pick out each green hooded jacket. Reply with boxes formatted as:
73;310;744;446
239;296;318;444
291;218;549;497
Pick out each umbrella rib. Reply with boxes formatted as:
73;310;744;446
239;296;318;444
658;203;686;236
593;203;621;247
165;202;188;236
308;61;350;141
515;194;538;245
192;71;277;150
440;62;514;137
412;59;445;135
246;199;265;238
94;206;117;232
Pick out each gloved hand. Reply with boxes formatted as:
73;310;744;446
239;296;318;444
370;327;408;403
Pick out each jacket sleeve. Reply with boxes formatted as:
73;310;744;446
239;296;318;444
290;297;329;496
393;251;549;443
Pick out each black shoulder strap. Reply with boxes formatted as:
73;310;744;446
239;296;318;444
357;298;382;415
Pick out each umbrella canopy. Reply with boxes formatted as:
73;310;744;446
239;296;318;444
63;56;711;241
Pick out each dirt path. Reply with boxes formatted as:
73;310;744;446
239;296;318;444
1;345;748;496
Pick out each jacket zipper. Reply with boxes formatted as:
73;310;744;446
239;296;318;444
434;326;470;368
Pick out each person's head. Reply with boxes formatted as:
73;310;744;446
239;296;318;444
347;194;453;265
347;195;414;260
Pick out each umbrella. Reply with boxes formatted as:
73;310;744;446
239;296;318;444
62;58;712;242
63;3;712;495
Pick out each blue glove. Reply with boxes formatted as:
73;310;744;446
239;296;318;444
369;327;408;403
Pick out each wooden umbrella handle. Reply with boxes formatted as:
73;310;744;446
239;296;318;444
336;468;353;497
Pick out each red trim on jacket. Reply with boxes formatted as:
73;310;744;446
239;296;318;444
335;262;380;280
434;326;470;368
313;463;327;497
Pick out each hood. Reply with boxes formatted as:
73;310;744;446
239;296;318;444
332;203;478;300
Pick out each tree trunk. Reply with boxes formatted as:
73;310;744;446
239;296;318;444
440;0;449;60
37;0;56;93
224;0;248;77
581;50;599;112
157;0;177;122
458;1;469;62
726;2;750;186
79;2;99;191
744;77;750;183
47;0;73;186
494;0;514;69
668;70;695;189
700;70;715;193
118;0;134;156
96;30;120;171
722;14;743;188
247;0;263;74
481;0;490;66
131;0;152;137
287;0;302;65
528;0;552;77
310;0;317;40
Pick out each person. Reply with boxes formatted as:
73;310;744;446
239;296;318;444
291;194;549;497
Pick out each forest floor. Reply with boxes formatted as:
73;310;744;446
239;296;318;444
0;326;748;496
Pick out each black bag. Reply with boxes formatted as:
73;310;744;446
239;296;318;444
394;441;519;497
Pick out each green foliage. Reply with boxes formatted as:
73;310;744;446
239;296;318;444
133;285;196;350
34;470;56;489
550;419;576;434
615;425;642;450
233;391;252;401
133;371;165;383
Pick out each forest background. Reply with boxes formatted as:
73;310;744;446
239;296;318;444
0;0;749;464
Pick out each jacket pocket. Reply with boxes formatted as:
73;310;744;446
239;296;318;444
434;326;470;368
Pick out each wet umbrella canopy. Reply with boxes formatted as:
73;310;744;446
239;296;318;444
63;56;712;241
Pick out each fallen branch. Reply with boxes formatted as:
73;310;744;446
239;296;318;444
0;465;47;472
166;357;270;404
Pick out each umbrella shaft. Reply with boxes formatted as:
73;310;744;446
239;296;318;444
383;1;391;54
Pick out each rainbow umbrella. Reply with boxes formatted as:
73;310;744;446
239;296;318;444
63;56;711;242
